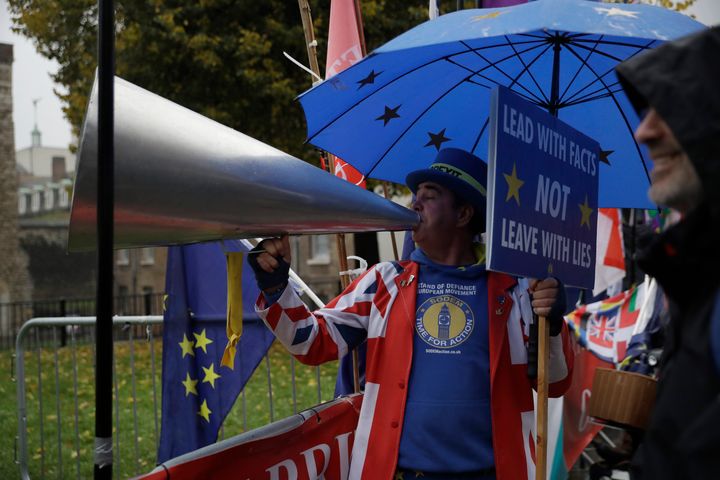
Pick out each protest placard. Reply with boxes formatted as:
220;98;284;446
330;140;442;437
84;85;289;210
486;86;599;289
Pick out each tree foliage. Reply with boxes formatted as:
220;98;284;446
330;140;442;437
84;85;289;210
7;0;427;161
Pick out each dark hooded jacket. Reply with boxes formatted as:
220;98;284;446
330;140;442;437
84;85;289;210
615;26;720;479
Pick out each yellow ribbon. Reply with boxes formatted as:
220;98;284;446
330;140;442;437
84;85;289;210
221;251;244;370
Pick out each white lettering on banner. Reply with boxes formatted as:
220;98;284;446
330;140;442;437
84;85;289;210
266;459;298;480
535;174;571;220
301;444;331;480
535;123;597;176
265;431;354;480
572;240;592;268
569;140;598;176
503;105;534;144
541;230;571;263
501;218;538;254
537;123;567;161
335;432;352;480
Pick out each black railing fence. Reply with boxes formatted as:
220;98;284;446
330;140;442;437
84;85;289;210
0;293;165;350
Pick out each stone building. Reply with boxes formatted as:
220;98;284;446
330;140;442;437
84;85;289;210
0;43;32;308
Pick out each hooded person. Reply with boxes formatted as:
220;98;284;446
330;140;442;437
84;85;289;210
615;26;720;479
247;148;573;479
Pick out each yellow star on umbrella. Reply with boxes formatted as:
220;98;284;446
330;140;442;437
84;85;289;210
503;162;524;206
198;399;212;423
178;334;195;358
472;11;505;21
579;195;594;228
193;328;214;354
181;372;198;397
202;363;221;388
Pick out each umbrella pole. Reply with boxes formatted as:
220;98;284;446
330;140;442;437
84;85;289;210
297;0;360;393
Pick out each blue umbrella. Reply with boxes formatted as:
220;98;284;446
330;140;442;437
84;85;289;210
299;0;705;208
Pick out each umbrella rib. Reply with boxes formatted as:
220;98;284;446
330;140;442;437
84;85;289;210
562;81;625;108
572;37;660;49
562;38;655;105
459;39;549;105
305;39;541;145
561;44;652;184
470;117;490;156
503;35;551;105
557;35;605;106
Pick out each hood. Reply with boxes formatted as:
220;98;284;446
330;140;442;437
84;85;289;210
615;26;720;204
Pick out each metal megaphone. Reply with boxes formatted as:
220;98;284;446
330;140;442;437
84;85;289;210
68;75;419;251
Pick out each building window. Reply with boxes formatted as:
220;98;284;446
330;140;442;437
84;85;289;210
31;189;41;213
58;179;72;208
140;248;155;265
142;286;154;295
45;186;55;210
116;249;130;266
307;235;331;265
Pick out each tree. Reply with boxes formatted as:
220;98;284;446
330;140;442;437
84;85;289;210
7;0;427;161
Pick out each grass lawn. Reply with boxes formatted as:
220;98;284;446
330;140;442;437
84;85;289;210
0;338;338;479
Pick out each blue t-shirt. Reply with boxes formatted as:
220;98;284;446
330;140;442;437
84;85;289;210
397;248;493;472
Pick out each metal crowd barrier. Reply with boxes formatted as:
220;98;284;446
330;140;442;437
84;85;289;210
13;316;330;479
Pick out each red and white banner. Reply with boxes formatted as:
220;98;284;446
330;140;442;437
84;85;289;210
562;345;611;468
326;0;367;188
136;395;362;480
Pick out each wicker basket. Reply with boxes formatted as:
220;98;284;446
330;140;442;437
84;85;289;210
588;368;657;430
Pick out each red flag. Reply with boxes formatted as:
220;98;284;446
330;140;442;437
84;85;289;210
593;208;625;295
326;0;367;188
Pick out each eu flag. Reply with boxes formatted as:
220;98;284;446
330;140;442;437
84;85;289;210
157;240;275;463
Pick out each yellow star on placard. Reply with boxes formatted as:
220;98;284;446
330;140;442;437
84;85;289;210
503;162;524;206
202;363;221;388
548;263;554;275
179;334;195;358
579;195;594;228
198;399;212;423
181;372;198;397
193;329;213;354
472;11;505;21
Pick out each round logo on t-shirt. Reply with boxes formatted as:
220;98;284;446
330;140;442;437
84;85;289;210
415;295;474;349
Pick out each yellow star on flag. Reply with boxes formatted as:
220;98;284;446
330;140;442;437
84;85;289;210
394;472;404;480
579;195;594;228
503;162;524;206
198;399;212;423
162;294;168;312
472;11;504;21
193;329;214;354
179;334;195;358
181;372;198;397
202;363;221;388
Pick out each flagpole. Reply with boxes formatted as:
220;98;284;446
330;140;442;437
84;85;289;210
352;0;401;263
296;0;360;392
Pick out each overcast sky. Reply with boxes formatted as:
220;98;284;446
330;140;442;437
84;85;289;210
1;0;719;152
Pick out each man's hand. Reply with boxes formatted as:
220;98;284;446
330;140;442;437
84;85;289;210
528;277;566;336
248;236;291;294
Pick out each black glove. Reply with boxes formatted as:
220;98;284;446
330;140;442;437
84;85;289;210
247;242;290;292
546;280;567;337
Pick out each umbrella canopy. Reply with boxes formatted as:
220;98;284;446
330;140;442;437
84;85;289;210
299;0;705;208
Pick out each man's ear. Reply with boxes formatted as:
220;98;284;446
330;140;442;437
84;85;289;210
456;204;474;228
